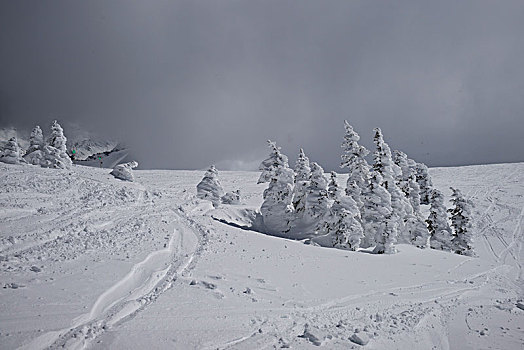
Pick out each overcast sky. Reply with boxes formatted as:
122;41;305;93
1;0;523;170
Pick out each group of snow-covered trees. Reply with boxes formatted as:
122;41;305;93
0;121;72;168
257;121;474;256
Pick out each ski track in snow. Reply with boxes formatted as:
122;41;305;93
21;207;202;350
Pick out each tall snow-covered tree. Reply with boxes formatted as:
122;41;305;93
372;128;414;244
44;120;72;168
196;165;225;207
258;140;289;184
317;178;363;250
48;120;68;153
361;171;397;253
448;187;475;256
292;148;311;217
27;126;44;154
415;162;433;205
427;189;454;251
393;150;422;214
260;166;295;236
393;150;430;248
0;137;25;164
303;162;329;226
340;121;370;206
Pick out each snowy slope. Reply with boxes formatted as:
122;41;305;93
0;162;522;349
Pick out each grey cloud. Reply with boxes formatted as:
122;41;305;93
1;0;523;170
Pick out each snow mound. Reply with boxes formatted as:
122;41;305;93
110;161;139;181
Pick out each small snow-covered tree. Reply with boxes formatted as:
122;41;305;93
0;137;25;164
196;165;225;207
303;162;329;226
372;128;413;244
448;187;475;256
406;215;430;248
415;162;433;205
361;171;397;253
258;140;289;184
261;167;295;235
427;189;453;251
27;126;44;154
317;179;363;250
221;190;241;205
340;121;370;206
292;148;311;217
111;161;139;182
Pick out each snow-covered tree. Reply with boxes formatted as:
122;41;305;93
448;187;475;256
292;148;311;217
258;140;289;184
110;161;138;182
48;120;68;153
393;150;423;214
427;189;454;251
303;162;329;226
340;121;370;206
317;179;363;250
327;171;340;199
260;167;295;235
372;128;413;244
0;137;25;164
38;120;72;168
415;162;433;205
361;171;397;253
27;126;44;154
196;165;225;207
406;215;430;248
221;190;241;205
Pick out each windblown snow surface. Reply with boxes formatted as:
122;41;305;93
0;162;522;349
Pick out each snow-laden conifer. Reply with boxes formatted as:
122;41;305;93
394;150;422;214
260;167;295;235
372;128;413;244
393;150;430;247
111;161;138;182
303;162;329;226
427;189;453;251
0;137;25;164
340;121;370;206
406;215;430;248
415;162;433;205
448;187;475;256
221;190;241;205
48;120;68;153
361;171;397;252
40;120;72;168
196;165;225;207
292;148;311;217
258;140;289;184
317;177;363;250
27;126;44;154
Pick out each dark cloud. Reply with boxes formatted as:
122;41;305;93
1;0;523;170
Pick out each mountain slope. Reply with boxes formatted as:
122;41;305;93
0;162;522;349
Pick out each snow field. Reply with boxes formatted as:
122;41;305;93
0;162;523;349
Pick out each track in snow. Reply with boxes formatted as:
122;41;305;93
20;210;200;350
